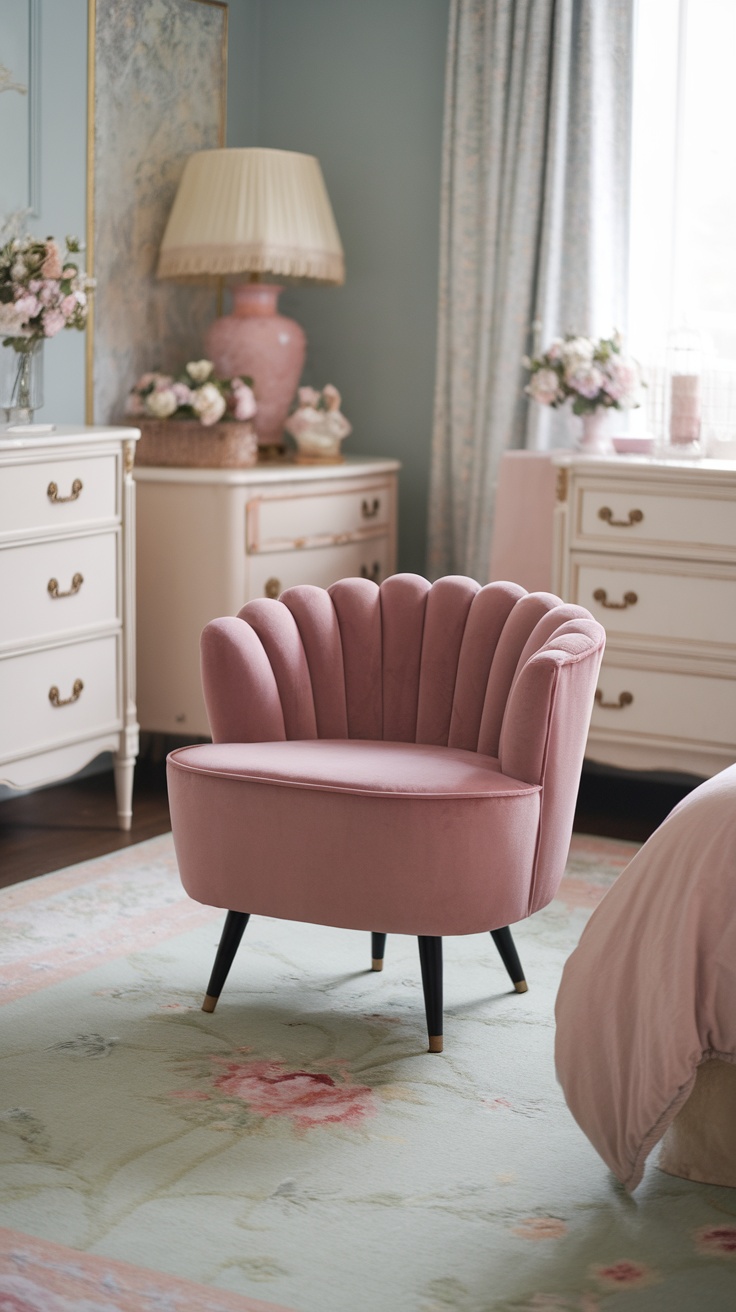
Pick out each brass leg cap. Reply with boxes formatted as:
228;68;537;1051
371;958;384;972
202;994;218;1013
428;1035;444;1053
515;980;529;994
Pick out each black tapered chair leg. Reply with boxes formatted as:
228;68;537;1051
417;935;443;1052
490;925;528;993
371;932;387;971
202;910;251;1013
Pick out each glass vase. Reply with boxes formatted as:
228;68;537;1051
2;338;44;424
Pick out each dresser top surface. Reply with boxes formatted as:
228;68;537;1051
132;454;402;486
552;451;736;477
0;424;139;453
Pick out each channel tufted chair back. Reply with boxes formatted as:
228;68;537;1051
168;574;605;1052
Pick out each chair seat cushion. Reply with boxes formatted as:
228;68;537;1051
167;740;542;936
168;739;538;798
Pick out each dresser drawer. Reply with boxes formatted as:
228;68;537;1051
0;531;119;648
0;634;120;762
247;482;392;553
248;537;392;598
0;454;118;538
590;661;736;750
575;484;735;555
570;554;736;652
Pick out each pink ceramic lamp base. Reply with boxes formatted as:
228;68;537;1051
205;283;306;450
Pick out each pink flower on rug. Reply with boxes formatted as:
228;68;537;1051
211;1058;375;1128
513;1217;568;1240
0;1273;64;1312
693;1225;736;1257
590;1260;659;1289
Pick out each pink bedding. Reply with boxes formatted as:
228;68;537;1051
555;765;736;1191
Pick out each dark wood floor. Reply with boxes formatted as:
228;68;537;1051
0;753;697;892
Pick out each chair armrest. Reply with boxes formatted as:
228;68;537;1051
200;616;286;744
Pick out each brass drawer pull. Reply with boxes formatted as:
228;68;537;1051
362;497;380;520
360;562;381;583
593;588;638;610
598;506;643;528
49;678;84;708
595;688;633;710
48;572;84;599
264;577;281;599
47;478;83;504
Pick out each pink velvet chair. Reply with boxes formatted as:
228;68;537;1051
167;574;605;1051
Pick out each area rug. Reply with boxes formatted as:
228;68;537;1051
2;832;736;1312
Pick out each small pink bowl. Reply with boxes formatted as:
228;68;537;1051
612;435;655;455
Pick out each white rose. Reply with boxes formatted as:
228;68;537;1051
561;337;594;371
186;359;214;384
192;382;226;426
146;387;178;418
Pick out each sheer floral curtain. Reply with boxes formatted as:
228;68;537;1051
428;0;634;581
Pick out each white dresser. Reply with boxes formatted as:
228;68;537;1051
134;456;400;736
552;453;736;779
0;424;140;828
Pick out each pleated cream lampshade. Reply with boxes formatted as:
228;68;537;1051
157;148;345;449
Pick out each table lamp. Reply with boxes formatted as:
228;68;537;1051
157;147;345;450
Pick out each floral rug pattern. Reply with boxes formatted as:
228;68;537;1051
1;832;736;1311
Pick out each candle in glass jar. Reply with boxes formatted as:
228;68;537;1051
669;373;701;445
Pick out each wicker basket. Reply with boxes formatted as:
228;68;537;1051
133;418;258;469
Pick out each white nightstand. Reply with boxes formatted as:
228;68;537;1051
0;424;140;828
134;455;400;736
552;453;736;778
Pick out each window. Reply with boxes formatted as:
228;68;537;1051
629;0;736;450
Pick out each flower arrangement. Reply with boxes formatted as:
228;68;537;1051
284;384;352;461
125;359;257;427
523;331;643;415
0;232;93;348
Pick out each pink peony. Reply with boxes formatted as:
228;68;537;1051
13;294;41;321
41;241;62;279
60;294;78;318
566;363;604;399
42;309;66;337
39;281;59;307
602;356;640;405
212;1058;375;1128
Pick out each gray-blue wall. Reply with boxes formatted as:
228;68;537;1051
250;0;449;573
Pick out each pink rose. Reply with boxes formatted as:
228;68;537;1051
42;309;66;337
232;383;257;421
212;1058;375;1128
125;391;147;416
61;294;78;318
172;382;194;406
590;1260;659;1289
41;241;62;279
